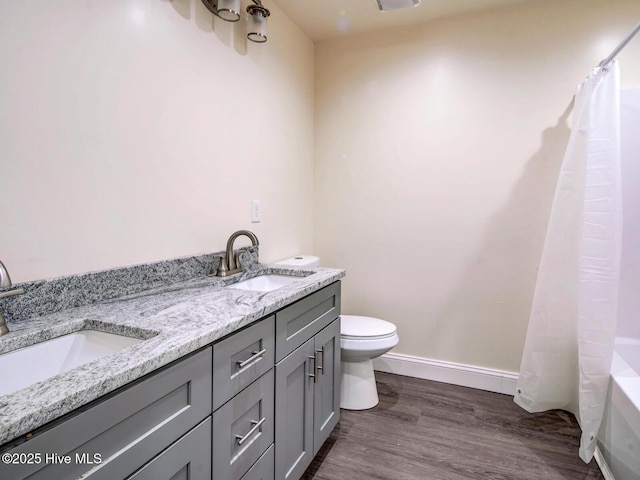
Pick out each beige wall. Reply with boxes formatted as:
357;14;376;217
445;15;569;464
0;0;314;282
314;0;640;373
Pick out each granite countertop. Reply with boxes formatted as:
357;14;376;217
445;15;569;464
0;263;345;446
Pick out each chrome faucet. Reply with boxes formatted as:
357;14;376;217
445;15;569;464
215;230;259;277
0;260;25;336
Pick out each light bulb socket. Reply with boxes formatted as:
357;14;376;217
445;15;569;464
246;3;270;18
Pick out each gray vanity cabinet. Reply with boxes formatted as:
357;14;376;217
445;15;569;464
274;283;341;480
0;281;342;480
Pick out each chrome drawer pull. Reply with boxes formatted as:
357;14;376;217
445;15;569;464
308;355;317;383
236;348;267;369
315;346;325;375
235;417;266;446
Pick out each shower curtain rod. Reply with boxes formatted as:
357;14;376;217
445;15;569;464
599;21;640;68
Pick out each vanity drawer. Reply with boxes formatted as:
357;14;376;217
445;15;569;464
213;369;275;480
127;417;211;480
275;282;340;362
213;316;275;411
241;444;274;480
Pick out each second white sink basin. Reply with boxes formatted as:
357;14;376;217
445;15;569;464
0;330;143;397
227;274;302;292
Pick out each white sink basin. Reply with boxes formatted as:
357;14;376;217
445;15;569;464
226;274;302;292
0;330;143;396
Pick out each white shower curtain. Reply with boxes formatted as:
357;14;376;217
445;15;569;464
514;62;623;463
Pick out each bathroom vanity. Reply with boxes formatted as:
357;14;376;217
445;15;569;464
0;255;344;480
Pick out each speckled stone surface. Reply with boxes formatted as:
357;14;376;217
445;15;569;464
0;246;259;326
0;252;345;447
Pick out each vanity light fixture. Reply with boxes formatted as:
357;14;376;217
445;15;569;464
201;0;271;43
376;0;420;11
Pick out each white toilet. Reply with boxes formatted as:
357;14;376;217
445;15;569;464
340;315;399;410
275;256;400;411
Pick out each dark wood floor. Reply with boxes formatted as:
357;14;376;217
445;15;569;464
303;372;604;480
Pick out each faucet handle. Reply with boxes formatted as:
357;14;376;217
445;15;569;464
0;260;13;288
0;287;24;337
234;251;245;270
212;254;228;277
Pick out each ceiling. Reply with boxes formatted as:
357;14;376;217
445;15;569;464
270;0;551;42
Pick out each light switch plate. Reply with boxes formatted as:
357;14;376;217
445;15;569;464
251;200;261;223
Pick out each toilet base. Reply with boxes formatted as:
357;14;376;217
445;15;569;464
340;358;380;410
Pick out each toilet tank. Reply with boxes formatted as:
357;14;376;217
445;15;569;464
273;255;320;269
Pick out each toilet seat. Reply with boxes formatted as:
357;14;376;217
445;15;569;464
340;315;397;340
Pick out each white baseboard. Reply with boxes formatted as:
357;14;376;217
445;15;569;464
595;447;616;480
372;352;519;396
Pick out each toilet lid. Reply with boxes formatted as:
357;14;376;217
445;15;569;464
340;315;397;340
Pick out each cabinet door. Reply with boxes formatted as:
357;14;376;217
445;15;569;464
274;338;314;480
127;418;211;480
313;319;341;456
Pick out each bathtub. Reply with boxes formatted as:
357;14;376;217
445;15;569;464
597;338;640;480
